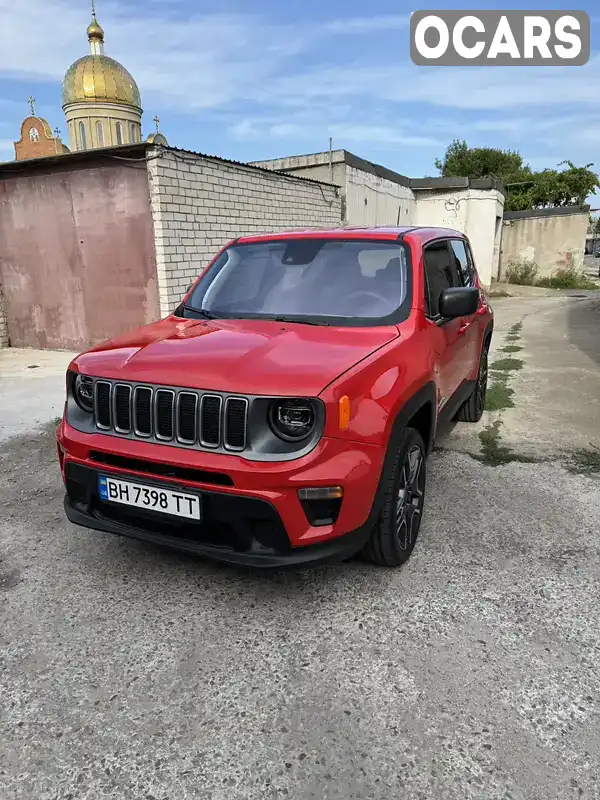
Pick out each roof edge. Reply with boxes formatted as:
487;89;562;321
504;204;590;220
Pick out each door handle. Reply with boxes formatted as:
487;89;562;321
458;321;471;335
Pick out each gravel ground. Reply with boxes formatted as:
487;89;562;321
1;293;600;800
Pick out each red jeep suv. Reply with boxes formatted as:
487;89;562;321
57;227;493;568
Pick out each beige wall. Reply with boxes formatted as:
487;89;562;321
500;210;588;278
253;151;414;227
148;148;342;316
64;101;143;151
413;188;505;286
345;165;415;227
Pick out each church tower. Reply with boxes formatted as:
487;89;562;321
62;4;143;151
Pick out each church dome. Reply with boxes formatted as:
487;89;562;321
62;55;142;109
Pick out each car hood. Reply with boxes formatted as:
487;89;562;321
74;316;400;396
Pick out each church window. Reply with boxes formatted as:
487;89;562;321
96;121;104;147
79;122;87;149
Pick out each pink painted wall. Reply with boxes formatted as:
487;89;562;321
0;158;159;350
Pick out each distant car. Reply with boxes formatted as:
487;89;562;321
57;226;493;569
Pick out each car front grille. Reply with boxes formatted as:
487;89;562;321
94;380;248;452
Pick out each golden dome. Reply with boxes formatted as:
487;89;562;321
87;17;104;39
62;55;142;109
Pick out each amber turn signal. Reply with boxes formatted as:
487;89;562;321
338;395;351;430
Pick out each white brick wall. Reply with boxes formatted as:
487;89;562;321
147;148;342;315
0;284;9;348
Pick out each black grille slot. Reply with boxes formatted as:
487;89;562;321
155;390;175;440
95;381;111;429
89;451;234;487
224;398;247;450
114;385;132;432
201;395;222;447
177;392;198;444
134;387;152;436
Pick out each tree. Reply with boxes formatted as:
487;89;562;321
434;141;600;212
435;139;525;183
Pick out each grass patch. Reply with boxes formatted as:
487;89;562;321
475;420;540;466
500;344;523;354
491;357;524;372
567;448;600;475
509;322;523;333
505;259;539;286
535;269;598;291
504;262;598;291
485;379;515;411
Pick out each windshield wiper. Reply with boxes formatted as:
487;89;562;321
182;305;218;320
271;316;330;326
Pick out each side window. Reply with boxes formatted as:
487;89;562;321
423;240;460;317
450;239;474;286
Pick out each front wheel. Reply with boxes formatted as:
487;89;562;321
362;427;426;567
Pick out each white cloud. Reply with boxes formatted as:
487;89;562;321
323;16;409;34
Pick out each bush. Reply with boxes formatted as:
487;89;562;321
505;259;539;285
535;267;598;290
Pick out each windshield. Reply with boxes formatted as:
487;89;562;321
185;238;410;325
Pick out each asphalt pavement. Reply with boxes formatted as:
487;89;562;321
1;290;600;800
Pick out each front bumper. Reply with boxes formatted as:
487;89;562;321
58;421;385;567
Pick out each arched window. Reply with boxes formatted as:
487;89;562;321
96;121;104;147
115;121;123;145
130;123;137;143
79;121;87;150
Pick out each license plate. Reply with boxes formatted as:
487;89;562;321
98;475;201;520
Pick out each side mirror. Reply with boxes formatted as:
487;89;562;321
438;287;479;319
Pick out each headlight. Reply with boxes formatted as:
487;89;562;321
74;374;94;413
269;398;316;441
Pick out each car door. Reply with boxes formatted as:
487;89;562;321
422;239;468;413
449;238;481;378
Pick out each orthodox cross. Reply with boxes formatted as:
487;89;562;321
28;96;36;116
153;115;160;132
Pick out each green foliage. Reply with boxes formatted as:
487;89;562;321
505;261;598;290
505;259;539;285
435;141;600;212
434;139;524;181
535;268;598;290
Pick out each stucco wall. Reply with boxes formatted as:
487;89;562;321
413;188;505;286
500;209;588;278
252;151;414;227
147;148;342;316
345;165;415;227
0;159;160;350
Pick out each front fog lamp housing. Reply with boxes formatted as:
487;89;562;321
298;487;344;526
74;374;94;413
269;398;316;441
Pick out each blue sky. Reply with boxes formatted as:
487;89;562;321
1;0;599;184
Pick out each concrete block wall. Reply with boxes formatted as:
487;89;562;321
147;148;342;316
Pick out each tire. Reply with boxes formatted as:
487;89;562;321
455;346;488;423
362;427;426;567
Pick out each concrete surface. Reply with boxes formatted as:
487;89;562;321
445;289;600;458
0;348;76;442
1;292;600;800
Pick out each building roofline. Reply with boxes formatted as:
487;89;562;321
504;204;590;220
0;142;340;189
252;149;506;195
